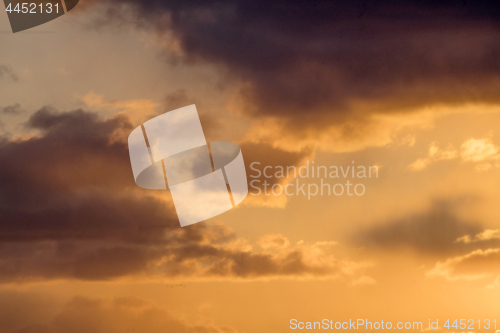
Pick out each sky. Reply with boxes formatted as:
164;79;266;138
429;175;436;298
1;1;500;332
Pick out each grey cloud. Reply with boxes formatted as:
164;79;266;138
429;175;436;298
1;104;24;115
0;65;18;82
354;199;485;255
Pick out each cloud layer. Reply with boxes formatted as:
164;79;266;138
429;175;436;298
354;200;484;255
88;1;500;121
0;107;367;282
8;295;239;333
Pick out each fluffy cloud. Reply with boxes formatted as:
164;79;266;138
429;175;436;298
460;138;500;172
461;138;500;162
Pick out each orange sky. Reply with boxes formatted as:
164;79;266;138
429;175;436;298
1;1;500;332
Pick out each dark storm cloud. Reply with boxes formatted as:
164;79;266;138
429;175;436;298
0;65;18;82
354;199;490;255
90;0;500;126
0;107;179;280
0;106;178;242
0;107;354;282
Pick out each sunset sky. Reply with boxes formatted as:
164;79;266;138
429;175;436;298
1;1;500;332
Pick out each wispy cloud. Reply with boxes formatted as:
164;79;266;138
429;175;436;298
427;248;500;282
409;142;457;171
409;137;500;171
456;229;500;244
0;65;18;82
